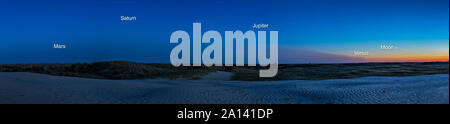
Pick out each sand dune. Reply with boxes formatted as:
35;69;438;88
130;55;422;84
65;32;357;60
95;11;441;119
0;72;448;104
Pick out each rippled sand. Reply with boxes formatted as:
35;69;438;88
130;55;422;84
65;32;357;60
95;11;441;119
0;72;448;104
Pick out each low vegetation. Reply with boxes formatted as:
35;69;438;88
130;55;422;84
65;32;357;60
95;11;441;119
0;61;448;81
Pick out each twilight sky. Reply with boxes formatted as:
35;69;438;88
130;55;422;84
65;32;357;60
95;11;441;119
0;0;448;64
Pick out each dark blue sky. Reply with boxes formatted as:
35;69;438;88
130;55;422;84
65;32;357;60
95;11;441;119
0;0;448;64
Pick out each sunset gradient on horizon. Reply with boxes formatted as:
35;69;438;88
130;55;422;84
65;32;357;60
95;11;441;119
0;0;448;64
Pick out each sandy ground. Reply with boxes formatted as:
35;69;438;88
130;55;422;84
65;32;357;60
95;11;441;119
0;72;448;104
201;71;234;81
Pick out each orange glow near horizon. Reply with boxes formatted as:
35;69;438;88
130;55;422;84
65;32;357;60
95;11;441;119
363;54;449;62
